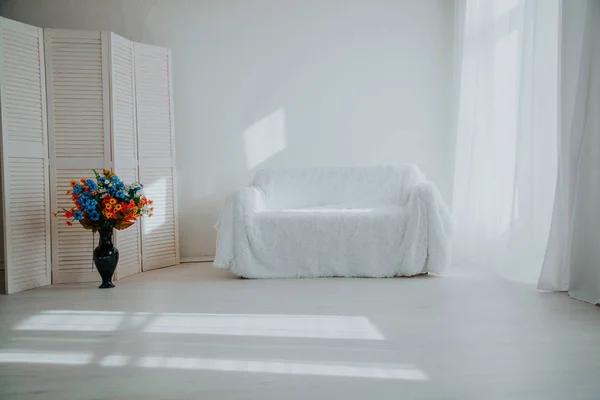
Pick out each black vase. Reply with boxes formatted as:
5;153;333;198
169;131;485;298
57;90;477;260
93;228;119;289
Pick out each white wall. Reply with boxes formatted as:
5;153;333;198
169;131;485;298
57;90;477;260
2;0;455;259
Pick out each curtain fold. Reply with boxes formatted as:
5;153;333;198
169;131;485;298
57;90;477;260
452;0;558;282
538;0;600;305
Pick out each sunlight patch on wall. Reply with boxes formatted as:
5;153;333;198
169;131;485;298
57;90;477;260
243;108;287;169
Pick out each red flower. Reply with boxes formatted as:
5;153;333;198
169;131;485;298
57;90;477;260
66;221;73;226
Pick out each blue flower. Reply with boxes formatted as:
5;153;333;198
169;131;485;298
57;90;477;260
82;199;98;215
90;212;100;221
86;179;98;191
73;210;83;221
111;176;125;190
73;185;83;195
77;195;93;209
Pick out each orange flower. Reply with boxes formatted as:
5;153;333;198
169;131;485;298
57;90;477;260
109;198;117;205
70;180;77;188
105;204;113;211
80;178;86;183
114;204;123;212
107;212;116;219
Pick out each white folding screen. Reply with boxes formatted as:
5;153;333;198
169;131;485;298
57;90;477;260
45;29;112;284
0;21;178;292
134;43;179;271
0;18;52;294
109;33;142;279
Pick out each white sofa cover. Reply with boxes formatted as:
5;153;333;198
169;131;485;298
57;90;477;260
214;164;452;278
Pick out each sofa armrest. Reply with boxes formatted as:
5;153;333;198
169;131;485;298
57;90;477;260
216;186;265;229
416;181;453;273
239;186;266;213
213;186;265;268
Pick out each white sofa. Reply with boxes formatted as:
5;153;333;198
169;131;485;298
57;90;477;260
214;164;452;278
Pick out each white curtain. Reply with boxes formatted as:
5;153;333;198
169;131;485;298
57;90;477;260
452;0;558;282
538;0;600;305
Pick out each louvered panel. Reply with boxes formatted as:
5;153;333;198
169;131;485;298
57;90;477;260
111;35;137;163
139;166;177;269
54;169;97;274
115;223;141;279
135;43;179;270
0;18;51;294
135;46;173;161
45;29;111;284
46;30;106;159
111;33;141;279
1;27;44;146
113;166;141;280
5;158;50;291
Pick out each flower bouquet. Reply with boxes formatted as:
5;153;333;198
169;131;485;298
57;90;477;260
53;169;153;288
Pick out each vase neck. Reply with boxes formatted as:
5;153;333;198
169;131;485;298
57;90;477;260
98;229;113;246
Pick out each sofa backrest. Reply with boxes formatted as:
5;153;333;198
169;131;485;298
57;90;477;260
251;164;424;209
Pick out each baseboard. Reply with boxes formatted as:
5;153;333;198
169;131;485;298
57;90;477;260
180;256;214;263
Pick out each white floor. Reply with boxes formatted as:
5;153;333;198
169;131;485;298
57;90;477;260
0;263;599;400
